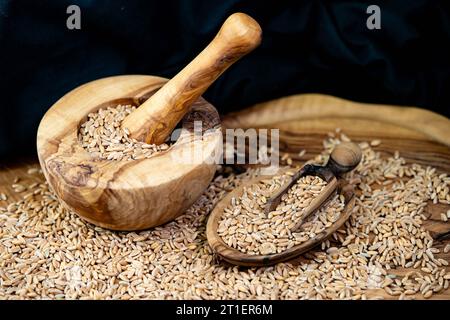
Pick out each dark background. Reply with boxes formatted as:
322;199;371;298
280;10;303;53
1;0;449;159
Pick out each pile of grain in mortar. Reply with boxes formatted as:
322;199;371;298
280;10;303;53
1;131;449;300
218;175;345;255
78;104;170;161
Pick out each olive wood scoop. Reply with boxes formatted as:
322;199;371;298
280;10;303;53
265;142;362;229
206;142;362;267
36;13;262;231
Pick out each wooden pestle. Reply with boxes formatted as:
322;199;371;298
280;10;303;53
122;13;262;144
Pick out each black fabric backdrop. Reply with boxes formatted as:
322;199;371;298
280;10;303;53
1;0;449;159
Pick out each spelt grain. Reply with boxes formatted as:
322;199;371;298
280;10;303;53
0;131;448;300
218;175;344;255
444;244;450;254
370;139;381;146
78;105;171;161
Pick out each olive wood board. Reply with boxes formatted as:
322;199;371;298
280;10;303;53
221;93;450;299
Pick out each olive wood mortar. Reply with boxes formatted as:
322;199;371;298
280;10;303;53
36;13;262;230
206;142;362;267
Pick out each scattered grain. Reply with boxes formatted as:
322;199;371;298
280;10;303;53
0;131;448;300
78;104;171;161
444;244;450;254
27;168;40;175
370;139;381;147
298;149;306;157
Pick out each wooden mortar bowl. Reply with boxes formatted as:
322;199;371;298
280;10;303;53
37;75;222;230
36;13;262;231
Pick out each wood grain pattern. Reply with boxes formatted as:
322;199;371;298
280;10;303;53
36;75;222;230
222;94;450;147
122;13;262;145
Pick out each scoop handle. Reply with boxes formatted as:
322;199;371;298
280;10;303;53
326;142;362;176
122;12;262;144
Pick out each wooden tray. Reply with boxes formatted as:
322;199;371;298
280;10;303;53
1;93;449;299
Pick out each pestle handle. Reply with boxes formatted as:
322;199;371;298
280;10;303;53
122;12;262;144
